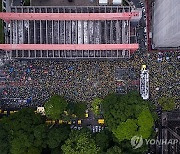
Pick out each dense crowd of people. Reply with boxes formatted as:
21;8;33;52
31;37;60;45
147;51;180;107
0;60;117;108
0;50;179;109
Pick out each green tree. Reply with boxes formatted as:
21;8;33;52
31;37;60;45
33;124;47;147
119;140;148;154
102;91;149;130
95;130;112;152
113;119;138;141
51;147;62;154
107;146;122;154
102;91;154;154
0;124;10;154
66;101;75;115
137;109;154;139
47;126;70;149
91;98;103;116
73;102;86;118
61;130;100;154
147;100;158;121
1;108;47;154
44;95;68;120
27;147;41;154
158;97;175;111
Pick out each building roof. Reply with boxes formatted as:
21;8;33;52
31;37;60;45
6;6;139;59
153;0;180;48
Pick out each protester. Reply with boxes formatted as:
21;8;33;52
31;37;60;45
0;51;179;110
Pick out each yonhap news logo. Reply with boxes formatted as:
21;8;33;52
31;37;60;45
131;136;143;149
131;135;178;149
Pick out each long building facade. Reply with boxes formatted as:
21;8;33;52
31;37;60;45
153;0;180;48
0;6;141;59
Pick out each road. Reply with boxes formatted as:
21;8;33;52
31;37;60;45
130;0;147;53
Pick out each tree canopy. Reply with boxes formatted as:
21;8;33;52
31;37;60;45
107;146;122;154
73;102;86;118
0;124;10;154
47;126;70;149
102;91;155;142
95;130;112;152
102;91;152;130
61;129;100;154
119;140;148;154
44;95;68;120
113;119;138;141
91;98;103;116
137;108;154;138
1;108;47;154
0;92;156;154
158;97;175;111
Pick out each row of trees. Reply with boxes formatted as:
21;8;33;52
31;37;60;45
0;108;98;154
0;108;126;154
101;91;157;153
2;91;173;154
44;95;106;120
44;95;86;120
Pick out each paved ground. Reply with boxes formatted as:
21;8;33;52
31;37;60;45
12;0;21;6
31;0;98;6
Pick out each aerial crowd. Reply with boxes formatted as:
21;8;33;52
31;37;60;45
0;51;179;110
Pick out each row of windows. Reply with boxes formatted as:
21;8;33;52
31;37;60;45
2;0;6;12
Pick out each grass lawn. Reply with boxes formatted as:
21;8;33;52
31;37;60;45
0;0;4;43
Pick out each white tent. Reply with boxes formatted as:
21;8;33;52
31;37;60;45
37;107;45;115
